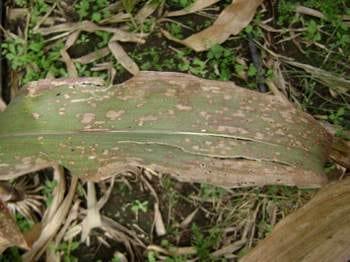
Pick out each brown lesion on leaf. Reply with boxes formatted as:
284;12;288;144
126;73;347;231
199;111;210;120
81;113;96;124
164;88;176;97
176;104;192;111
58;107;66;116
217;126;249;135
232;111;246;118
254;132;264;140
32;113;40;119
105;110;125;121
137;115;158;126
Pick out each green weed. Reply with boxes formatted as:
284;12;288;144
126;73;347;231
53;241;80;262
166;23;184;39
199;184;226;200
206;44;236;80
131;200;148;219
277;0;296;25
167;0;195;8
191;224;222;261
304;19;321;42
122;0;136;14
1;35;66;84
328;107;347;126
75;0;110;22
42;179;58;206
0;247;21;262
30;0;49;25
14;0;27;7
15;212;34;232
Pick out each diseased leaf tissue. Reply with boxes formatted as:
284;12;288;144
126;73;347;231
0;72;332;188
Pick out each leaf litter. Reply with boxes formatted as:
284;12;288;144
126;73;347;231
163;0;264;51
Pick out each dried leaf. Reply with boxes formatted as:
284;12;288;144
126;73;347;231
72;47;110;64
0;201;29;253
211;239;246;257
135;0;160;22
101;215;146;261
265;61;292;106
0;182;20;202
81;182;102;241
168;246;197;256
329;137;350;169
261;47;350;95
179;208;198;229
33;2;57;32
42;166;66;225
108;41;140;75
7;8;29;22
147;245;197;256
0;98;6;112
61;31;80;77
283;59;350;94
23;176;77;261
242;178;350;262
55;200;80;245
163;0;263;51
0;72;332;188
23;223;42;248
37;21;145;44
100;12;131;25
154;202;166;236
166;0;221;17
296;5;350;26
295;5;325;19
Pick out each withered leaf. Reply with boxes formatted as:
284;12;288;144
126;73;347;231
135;0;161;22
0;201;28;253
73;47;110;65
0;98;6;112
37;21;145;44
166;0;221;17
242;178;350;262
163;0;263;51
108;41;140;75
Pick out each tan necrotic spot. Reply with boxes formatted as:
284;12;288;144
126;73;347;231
106;110;125;120
176;104;192;111
81;113;96;124
232;110;245;118
138;115;158;126
32;113;40;119
255;132;264;140
217;126;249;135
58;107;65;116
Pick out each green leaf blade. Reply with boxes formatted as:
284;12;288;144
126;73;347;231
0;72;332;187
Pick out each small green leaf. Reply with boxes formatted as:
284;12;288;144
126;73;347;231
122;0;136;13
248;64;257;77
92;12;102;22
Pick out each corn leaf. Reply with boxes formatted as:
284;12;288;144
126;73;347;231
0;201;29;253
242;178;350;261
0;72;332;188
